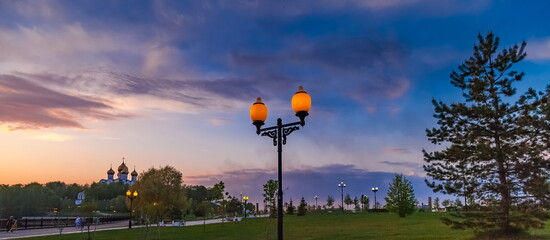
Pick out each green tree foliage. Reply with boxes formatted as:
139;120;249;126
78;200;98;216
195;200;214;218
244;202;255;215
0;177;233;220
87;182;128;201
344;194;352;211
212;181;225;201
185;182;230;217
224;196;242;216
385;174;417;217
286;199;295;215
434;197;440;210
0;182;85;217
130;166;190;221
326;196;335;209
297;197;308;216
423;32;550;232
361;195;370;211
442;199;452;208
86;182;128;213
263;179;278;218
186;185;209;202
353;196;360;212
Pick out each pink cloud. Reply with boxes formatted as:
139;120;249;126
382;147;412;154
0;74;136;130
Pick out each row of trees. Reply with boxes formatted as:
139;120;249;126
431;197;464;211
126;166;255;224
324;194;370;211
0;167;249;220
261;174;418;218
0;181;128;218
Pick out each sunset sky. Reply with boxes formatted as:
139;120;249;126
1;0;549;205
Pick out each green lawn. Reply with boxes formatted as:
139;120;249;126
21;212;550;240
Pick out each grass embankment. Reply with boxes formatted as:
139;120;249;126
21;212;550;240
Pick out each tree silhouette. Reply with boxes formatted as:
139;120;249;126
385;174;417;217
424;32;550;232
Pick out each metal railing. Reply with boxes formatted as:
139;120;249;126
0;216;129;231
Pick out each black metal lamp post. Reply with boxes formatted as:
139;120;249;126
243;196;249;218
126;190;138;229
338;181;346;212
250;86;312;240
360;194;364;212
463;174;471;208
371;187;378;209
314;195;318;210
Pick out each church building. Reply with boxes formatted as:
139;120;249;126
99;158;138;185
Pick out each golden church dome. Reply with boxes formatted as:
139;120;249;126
118;160;129;174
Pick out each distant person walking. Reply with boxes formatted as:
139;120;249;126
75;217;82;230
10;218;17;232
5;216;14;233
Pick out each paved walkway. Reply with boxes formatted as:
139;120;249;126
0;220;134;239
0;218;229;239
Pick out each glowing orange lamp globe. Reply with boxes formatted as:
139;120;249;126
291;86;311;126
250;97;268;134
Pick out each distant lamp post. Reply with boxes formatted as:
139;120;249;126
314;195;319;210
250;86;312;240
463;174;471;208
53;208;59;228
243;196;249;218
371;187;379;209
361;194;364;212
126;190;138;229
338;182;346;212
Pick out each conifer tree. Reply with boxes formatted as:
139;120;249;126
263;180;278;218
361;195;369;211
286;199;295;215
344;194;352;211
353;196;360;212
385;174;417;217
424;32;550;233
326;196;335;209
297;197;308;216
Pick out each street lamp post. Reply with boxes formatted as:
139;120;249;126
371;187;378;209
360;194;364;212
314;195;318;210
338;182;346;212
53;208;59;228
250;86;312;240
126;190;138;229
463;174;471;208
243;196;249;218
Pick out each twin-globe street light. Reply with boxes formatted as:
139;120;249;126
371;187;379;209
338;182;346;212
126;190;138;229
250;86;312;240
314;195;319;210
